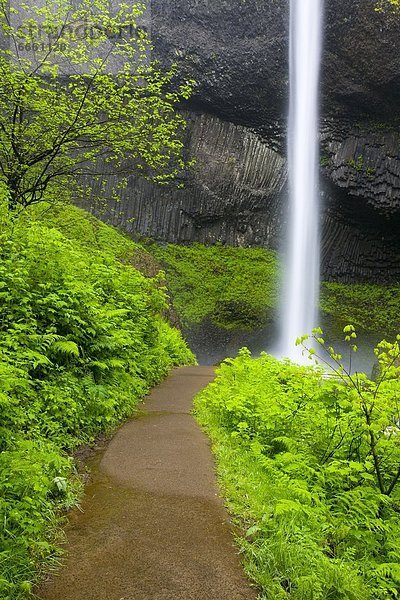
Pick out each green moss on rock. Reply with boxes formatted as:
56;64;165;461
148;243;280;331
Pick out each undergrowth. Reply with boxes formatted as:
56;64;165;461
194;342;400;599
0;203;194;599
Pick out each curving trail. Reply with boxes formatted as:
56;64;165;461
38;366;257;600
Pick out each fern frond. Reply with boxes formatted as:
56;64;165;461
50;340;80;358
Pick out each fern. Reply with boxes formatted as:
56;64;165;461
194;350;400;599
0;204;195;599
50;340;80;358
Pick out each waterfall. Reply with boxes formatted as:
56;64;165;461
278;0;323;362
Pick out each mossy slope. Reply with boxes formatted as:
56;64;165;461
149;242;400;339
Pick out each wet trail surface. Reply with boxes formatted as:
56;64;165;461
38;366;257;600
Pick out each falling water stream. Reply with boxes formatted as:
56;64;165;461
278;0;324;362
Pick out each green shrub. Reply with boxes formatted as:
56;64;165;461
194;340;400;599
0;439;77;599
0;206;194;599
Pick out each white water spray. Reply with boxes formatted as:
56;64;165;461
279;0;323;362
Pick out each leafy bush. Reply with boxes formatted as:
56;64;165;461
194;339;400;599
148;243;279;330
0;206;194;599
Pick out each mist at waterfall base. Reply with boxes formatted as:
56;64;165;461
188;318;380;376
276;0;323;363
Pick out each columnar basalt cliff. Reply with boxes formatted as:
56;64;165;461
84;0;400;282
87;112;287;247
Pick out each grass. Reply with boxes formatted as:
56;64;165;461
321;282;400;338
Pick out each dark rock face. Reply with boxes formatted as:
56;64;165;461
150;0;290;143
322;125;400;222
151;0;400;132
85;0;400;282
322;0;400;121
320;123;400;281
86;112;287;247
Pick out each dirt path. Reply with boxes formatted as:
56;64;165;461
38;366;257;600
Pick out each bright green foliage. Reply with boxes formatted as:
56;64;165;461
195;341;400;599
25;203;155;265
148;243;279;330
0;203;194;599
147;243;399;337
0;0;194;212
321;282;400;338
